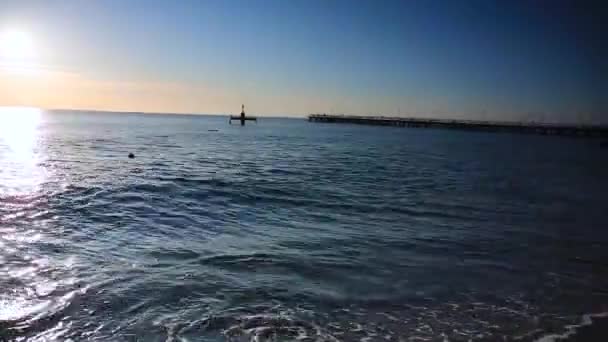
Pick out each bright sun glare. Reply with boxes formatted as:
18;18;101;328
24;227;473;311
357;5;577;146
0;107;41;155
0;30;35;65
0;107;44;195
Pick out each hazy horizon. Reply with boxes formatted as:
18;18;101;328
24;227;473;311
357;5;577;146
0;0;605;123
2;106;607;127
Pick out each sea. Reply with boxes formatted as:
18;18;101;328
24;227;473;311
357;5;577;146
1;109;607;342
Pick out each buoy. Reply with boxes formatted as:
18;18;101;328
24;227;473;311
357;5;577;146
128;153;135;159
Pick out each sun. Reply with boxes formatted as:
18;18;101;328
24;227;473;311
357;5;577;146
0;30;35;64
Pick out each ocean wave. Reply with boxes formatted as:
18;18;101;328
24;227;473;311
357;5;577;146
534;312;608;342
2;113;607;341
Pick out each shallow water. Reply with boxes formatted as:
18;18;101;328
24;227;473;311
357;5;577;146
1;109;607;341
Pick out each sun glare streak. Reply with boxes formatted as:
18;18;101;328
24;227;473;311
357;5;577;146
0;107;45;195
0;107;41;153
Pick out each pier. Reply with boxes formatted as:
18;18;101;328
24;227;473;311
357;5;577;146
230;104;257;125
308;114;608;138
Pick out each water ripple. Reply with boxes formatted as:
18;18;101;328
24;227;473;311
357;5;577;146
1;112;607;341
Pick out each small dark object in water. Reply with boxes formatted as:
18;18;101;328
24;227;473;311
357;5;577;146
208;129;219;132
128;153;135;159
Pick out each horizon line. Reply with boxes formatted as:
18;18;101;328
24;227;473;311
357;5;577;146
0;106;309;119
0;106;604;126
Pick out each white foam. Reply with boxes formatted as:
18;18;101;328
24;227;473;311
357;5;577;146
535;311;608;342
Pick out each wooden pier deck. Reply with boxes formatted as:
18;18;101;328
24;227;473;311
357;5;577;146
308;114;608;138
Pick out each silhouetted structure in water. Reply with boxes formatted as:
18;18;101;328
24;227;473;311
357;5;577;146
128;153;135;159
229;104;257;125
308;114;608;138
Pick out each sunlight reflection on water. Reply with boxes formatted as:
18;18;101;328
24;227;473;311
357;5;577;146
0;107;62;331
0;107;46;195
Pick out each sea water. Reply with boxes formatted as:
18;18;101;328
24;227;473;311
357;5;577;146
1;109;607;341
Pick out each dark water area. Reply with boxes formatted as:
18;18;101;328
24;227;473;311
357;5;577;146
1;109;607;341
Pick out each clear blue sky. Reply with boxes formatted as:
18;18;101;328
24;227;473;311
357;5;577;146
0;0;605;122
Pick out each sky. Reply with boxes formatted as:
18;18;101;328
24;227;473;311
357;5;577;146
0;0;605;122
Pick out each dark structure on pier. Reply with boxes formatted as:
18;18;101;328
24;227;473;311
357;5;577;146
309;114;608;138
230;104;257;125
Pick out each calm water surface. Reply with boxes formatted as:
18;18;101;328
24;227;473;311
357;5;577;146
1;109;607;341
